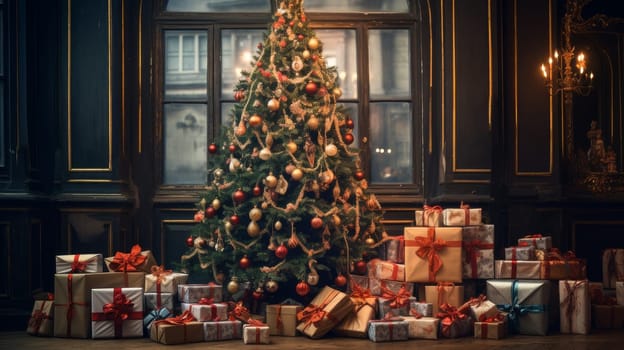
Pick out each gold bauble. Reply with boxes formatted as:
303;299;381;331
249;114;263;127
285;163;296;174
333;87;342;98
259;147;272;161
307;273;320;286
267;98;280;112
302;49;311;59
307;115;319;130
274;220;283;231
247;221;261;237
212;198;221;210
365;237;376;246
325;144;338;157
249;207;263;221
286;142;298;154
265;174;278;188
291;168;304;181
227;277;240;294
308;37;319;50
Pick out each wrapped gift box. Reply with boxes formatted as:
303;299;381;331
541;259;587;280
559;280;590;334
266;304;302;336
178;283;223;303
486;279;550;335
462;225;495;279
369;279;413;297
150;317;204;344
404;227;462;283
145;269;188;294
243;324;270;344
333;297;377;338
438;311;473;338
378;296;414;318
415;206;443;227
603;249;624;289
144;308;172;332
504;246;536;261
367;319;409;342
441;206;482;226
54;272;145;338
296;286;353;339
385;237;405;264
91;287;144;339
468;297;499;322
56;254;103;273
589;282;604;304
409;301;433;317
401;316;439;339
105;244;157;274
374;261;405;282
494;260;541;279
617;281;624;306
144;292;174;312
474;315;507;339
27;299;54;336
181;301;228;322
348;275;369;293
592;304;624;329
203;320;243;341
424;284;464;315
518;235;552;250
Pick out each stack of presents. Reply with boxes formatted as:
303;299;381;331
26;205;624;344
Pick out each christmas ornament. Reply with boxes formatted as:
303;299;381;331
227;277;240;294
354;169;365;181
205;206;216;218
212;198;222;210
292;56;304;72
343;132;354;144
215;272;225;284
259;147;272;161
249;114;263;127
239;255;250;269
307;37;319;50
229;144;237;153
233;189;246;203
274;220;283;231
208;143;218;154
194;211;204;222
229;157;241;172
199;197;207;208
234;90;245;101
332;87;342;98
253;185;262;196
214;168;224;178
302;49;311;59
307;115;319;130
186;236;195;247
275;244;288;259
290;168;304;181
253;287;264;300
334;274;347;287
354;260;367;275
234;120;247;136
265;173;278;188
317;86;328;97
265;280;279;293
285;163;295;174
324;144;338;157
247;221;261;237
310;217;323;229
305;81;318;95
345;118;354;129
267;98;280;112
295;281;310;296
249;207;263;221
230;214;240;225
365;237;376;246
286;141;297;154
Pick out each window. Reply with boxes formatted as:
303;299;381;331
156;0;422;191
0;0;5;168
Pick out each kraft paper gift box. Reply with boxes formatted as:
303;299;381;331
441;205;482;226
144;308;171;332
467;297;499;322
409;301;433;317
504;246;536;261
54;272;145;338
559;280;590;334
56;254;103;273
486;279;550;335
27;299;54;336
333;297;377;338
203;320;243;341
602;249;624;289
518;235;552;250
178;283;223;303
266;304;303;336
374;261;405;282
424;284;464;315
462;225;495;279
105;244;158;274
415;205;443;226
296;286;353;339
404;227;463;283
150;315;204;345
617;281;624;305
494;260;542;279
437;304;474;338
401;316;439;339
541;259;587;280
144;292;174;312
369;278;414;296
474;315;507;339
145;268;188;294
367;319;409;342
181;301;228;322
385;236;405;264
243;324;270;344
91;287;144;339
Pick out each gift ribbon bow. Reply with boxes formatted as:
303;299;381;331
350;277;373;306
229;301;250;322
560;280;584;333
410;227;461;281
101;288;137;338
151;265;172;283
155;310;196;326
28;301;52;335
108;244;147;272
423;205;443;226
496;280;546;332
381;284;411;308
70;254;91;273
437;303;467;337
297;289;339;329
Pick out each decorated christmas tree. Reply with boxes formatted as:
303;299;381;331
182;0;387;302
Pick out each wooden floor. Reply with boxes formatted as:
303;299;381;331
3;330;624;349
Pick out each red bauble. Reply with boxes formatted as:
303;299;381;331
279;40;287;48
334;274;347;287
230;214;240;225
234;90;245;101
208;143;218;154
239;255;250;269
354;169;365;181
252;287;264;300
345;118;355;129
305;81;318;95
275;244;288;259
343;133;354;145
228;144;237;153
310;217;323;229
233;189;246;203
317;86;328;97
205;207;216;218
296;281;310;296
297;34;304;41
354;260;367;275
248;114;263;127
185;236;195;247
253;185;262;196
256;61;263;67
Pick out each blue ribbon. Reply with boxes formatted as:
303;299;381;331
144;308;171;332
496;280;546;333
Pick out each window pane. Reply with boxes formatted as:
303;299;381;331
166;0;270;13
0;82;4;167
163;103;208;184
165;31;207;100
221;30;264;98
316;30;357;100
368;29;410;99
369;102;412;184
306;0;409;13
221;102;235;128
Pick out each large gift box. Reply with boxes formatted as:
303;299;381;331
425;283;464;315
374;261;405;281
91;287;144;339
56;254;103;273
266;304;303;336
518;234;552;250
203;320;243;341
385;236;405;264
602;249;624;289
27;299;54;336
487;279;550;335
296;286;353;339
462;225;495;279
181;300;228;322
401;316;439;339
559;280;590;334
333;297;377;338
367;318;409;342
404;227;462;283
441;205;482;226
105;244;157;274
494;260;541;279
145;292;174;312
150;312;204;345
53;272;145;338
473;314;507;339
504;246;536;261
178;283;223;303
145;266;188;294
243;323;271;344
415;205;443;226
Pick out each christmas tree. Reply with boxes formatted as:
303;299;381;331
182;0;387;302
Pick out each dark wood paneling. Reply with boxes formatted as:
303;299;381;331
0;222;9;298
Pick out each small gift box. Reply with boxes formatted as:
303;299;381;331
474;313;507;339
541;257;587;280
348;275;369;293
504;246;536;261
559;280;590;334
178;283;223;303
105;244;157;274
56;254;103;273
150;312;204;345
203;320;243;341
333;297;377;338
494;260;542;279
415;205;443;226
462;225;495;279
467;296;499;322
409;301;433;317
401;316;439;339
143;308;171;332
367;318;409;342
91;287;144;339
378;296;414;318
369;279;413;297
145;266;188;294
441;203;482;226
266;304;303;336
424;283;464;315
243;323;270;344
144;292;174;312
603;249;624;289
374;261;405;282
486;279;550;335
518;234;552;250
27;299;54;336
437;304;474;338
296;286;353;339
617;281;624;306
404;227;463;283
181;299;228;322
385;236;405;264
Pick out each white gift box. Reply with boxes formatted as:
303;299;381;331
203;320;243;341
56;254;103;273
91;287;143;339
178;283;223;303
518;235;552;250
401;316;439;339
181;302;228;322
559;280;590;334
243;324;270;344
441;207;482;226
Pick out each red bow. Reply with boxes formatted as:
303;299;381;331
297;290;339;329
108;244;147;272
524;234;543;238
151;265;172;283
246;318;267;327
409;308;423;318
102;292;134;323
155;310;196;326
28;307;51;334
413;227;447;280
481;313;505;323
437;303;467;337
423;205;443;226
460;202;471;225
381;284;411;308
228;301;250;322
350;279;373;300
71;254;87;273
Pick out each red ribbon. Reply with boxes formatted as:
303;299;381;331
460;202;471;225
436;282;455;307
229;301;250;322
276;305;284;333
511;259;517;278
437;303;467;337
28;301;52;335
71;254;87;273
387;236;405;262
108;244;147;272
297;289;339;329
381;284;411;309
91;288;142;338
463;240;494;278
151;265;172;309
406;227;462;281
423;205;443;226
479;313;505;338
153;310;196;343
561;280;584;333
54;274;88;337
